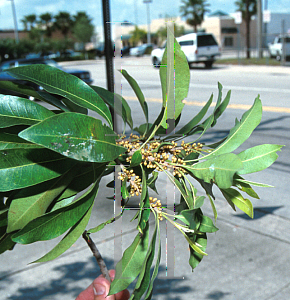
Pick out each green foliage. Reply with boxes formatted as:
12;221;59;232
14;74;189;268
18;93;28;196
180;0;211;32
130;26;148;45
72;12;94;45
0;34;282;300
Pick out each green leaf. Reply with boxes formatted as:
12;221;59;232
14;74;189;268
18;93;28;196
108;223;149;295
162;168;192;209
130;150;142;167
184;153;243;189
120;69;148;133
211;83;231;127
0;95;54;128
181;209;198;230
58;163;105;201
199;215;218;233
159;33;190;129
204;96;262;160
91;85;133;130
207;193;217;221
0;81;50;102
7;165;79;233
189;233;207;271
11;179;100;244
144;221;161;300
7;65;113;127
0;209;8;227
221;188;254;218
138;193;150;234
234;177;274;188
194;196;205;209
0;148;76;192
33;201;93;262
237;144;283;175
131;217;158;299
61;97;88;115
37;91;71;111
0;132;43;150
87;212;122;234
176;94;213;135
19;113;126;162
234;175;259;199
0;233;15;254
182;230;207;256
122;178;130;199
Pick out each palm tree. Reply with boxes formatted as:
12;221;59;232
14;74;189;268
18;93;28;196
54;12;73;38
39;13;54;37
180;0;210;32
21;14;37;31
21;18;28;31
235;0;257;59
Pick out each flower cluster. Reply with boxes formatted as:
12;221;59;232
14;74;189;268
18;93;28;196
149;197;163;221
116;135;204;217
118;168;142;197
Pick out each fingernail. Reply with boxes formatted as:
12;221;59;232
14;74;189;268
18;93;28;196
93;284;106;296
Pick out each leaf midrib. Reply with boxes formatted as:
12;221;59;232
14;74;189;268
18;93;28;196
0;156;67;170
240;149;277;163
10;71;111;127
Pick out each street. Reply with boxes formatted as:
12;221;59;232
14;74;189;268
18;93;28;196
62;56;290;218
1;57;290;300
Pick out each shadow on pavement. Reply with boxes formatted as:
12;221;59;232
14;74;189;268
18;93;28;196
234;206;283;221
3;256;107;300
206;290;231;299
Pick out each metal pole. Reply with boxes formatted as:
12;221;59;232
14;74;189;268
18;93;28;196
9;0;19;43
264;0;268;47
257;0;263;58
134;0;138;26
143;0;152;44
146;2;151;44
281;19;286;65
102;0;115;128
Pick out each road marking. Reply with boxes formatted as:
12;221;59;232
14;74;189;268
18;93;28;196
125;96;290;114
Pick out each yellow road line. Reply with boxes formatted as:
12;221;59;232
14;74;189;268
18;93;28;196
124;96;290;114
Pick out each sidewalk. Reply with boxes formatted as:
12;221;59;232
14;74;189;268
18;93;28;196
1;172;290;300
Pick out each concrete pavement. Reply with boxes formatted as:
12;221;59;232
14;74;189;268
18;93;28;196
1;59;290;299
1;170;290;300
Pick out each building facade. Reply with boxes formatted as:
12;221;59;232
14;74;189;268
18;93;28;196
114;12;290;52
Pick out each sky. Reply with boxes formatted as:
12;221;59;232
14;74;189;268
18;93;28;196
0;0;289;34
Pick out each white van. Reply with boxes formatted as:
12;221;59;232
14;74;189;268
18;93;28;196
151;32;221;68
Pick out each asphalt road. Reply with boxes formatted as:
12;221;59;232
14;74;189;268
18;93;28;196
1;57;290;300
62;57;290;219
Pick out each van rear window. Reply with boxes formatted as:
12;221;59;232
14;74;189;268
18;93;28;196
197;35;218;47
179;40;194;46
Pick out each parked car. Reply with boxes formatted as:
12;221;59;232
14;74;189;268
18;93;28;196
129;43;156;57
151;33;221;68
121;46;131;56
0;57;93;98
268;35;290;61
93;42;115;58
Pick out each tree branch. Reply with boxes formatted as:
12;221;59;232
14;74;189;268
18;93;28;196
82;230;111;282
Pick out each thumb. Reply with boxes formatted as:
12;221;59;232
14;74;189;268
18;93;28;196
93;279;115;300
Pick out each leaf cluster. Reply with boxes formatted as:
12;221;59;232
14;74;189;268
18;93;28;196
0;33;283;299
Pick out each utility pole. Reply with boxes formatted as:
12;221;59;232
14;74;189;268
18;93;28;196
143;0;152;44
257;0;263;58
8;0;19;43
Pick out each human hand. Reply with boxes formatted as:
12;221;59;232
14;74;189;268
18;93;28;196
76;269;130;300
